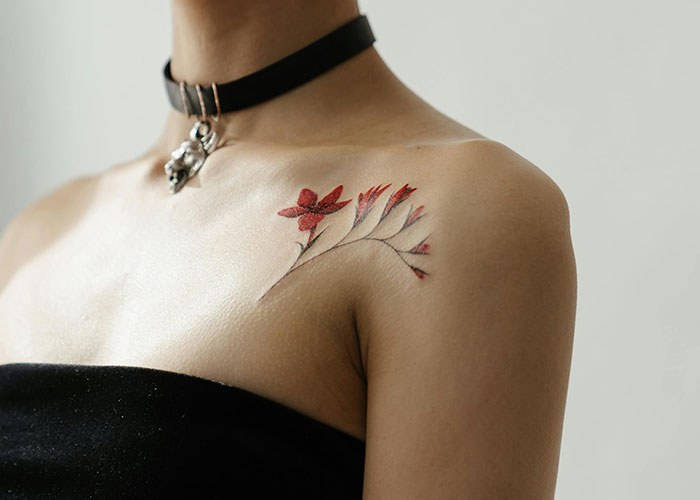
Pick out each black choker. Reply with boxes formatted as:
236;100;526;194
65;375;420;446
161;14;375;194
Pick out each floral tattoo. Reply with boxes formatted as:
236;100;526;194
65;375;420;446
260;183;430;299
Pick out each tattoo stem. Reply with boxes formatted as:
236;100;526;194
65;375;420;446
258;227;409;301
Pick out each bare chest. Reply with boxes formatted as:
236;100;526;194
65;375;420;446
0;170;367;439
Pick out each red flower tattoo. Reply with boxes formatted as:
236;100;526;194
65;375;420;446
264;182;431;299
277;185;351;250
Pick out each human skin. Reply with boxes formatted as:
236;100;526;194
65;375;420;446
0;1;577;498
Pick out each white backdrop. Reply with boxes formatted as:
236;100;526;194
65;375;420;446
1;1;698;498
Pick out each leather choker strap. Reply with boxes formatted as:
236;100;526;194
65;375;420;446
163;14;375;118
161;14;375;195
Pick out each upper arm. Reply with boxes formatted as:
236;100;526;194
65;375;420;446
357;141;577;499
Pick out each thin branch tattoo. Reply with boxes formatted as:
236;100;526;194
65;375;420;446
259;183;430;300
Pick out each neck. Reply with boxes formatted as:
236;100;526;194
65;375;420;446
149;0;409;161
169;0;360;84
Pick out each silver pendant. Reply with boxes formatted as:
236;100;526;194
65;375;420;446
164;119;218;194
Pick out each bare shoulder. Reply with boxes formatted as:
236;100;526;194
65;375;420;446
413;138;570;225
0;174;98;290
428;138;573;262
355;138;573;294
357;139;577;499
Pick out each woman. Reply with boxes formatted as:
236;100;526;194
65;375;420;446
0;0;577;498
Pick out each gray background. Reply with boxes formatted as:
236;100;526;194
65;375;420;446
1;1;698;498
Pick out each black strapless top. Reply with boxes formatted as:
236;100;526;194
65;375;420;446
0;362;366;499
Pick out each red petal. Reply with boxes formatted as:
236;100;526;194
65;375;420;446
381;184;405;218
391;184;408;203
382;184;416;220
392;183;408;200
356;191;368;212
411;267;425;279
398;185;417;203
297;188;318;208
411;266;427;279
277;206;308;217
355;187;372;216
298;212;325;231
403;205;424;227
412;243;430;254
318;199;351;214
408;236;430;254
371;184;391;201
317;185;344;208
